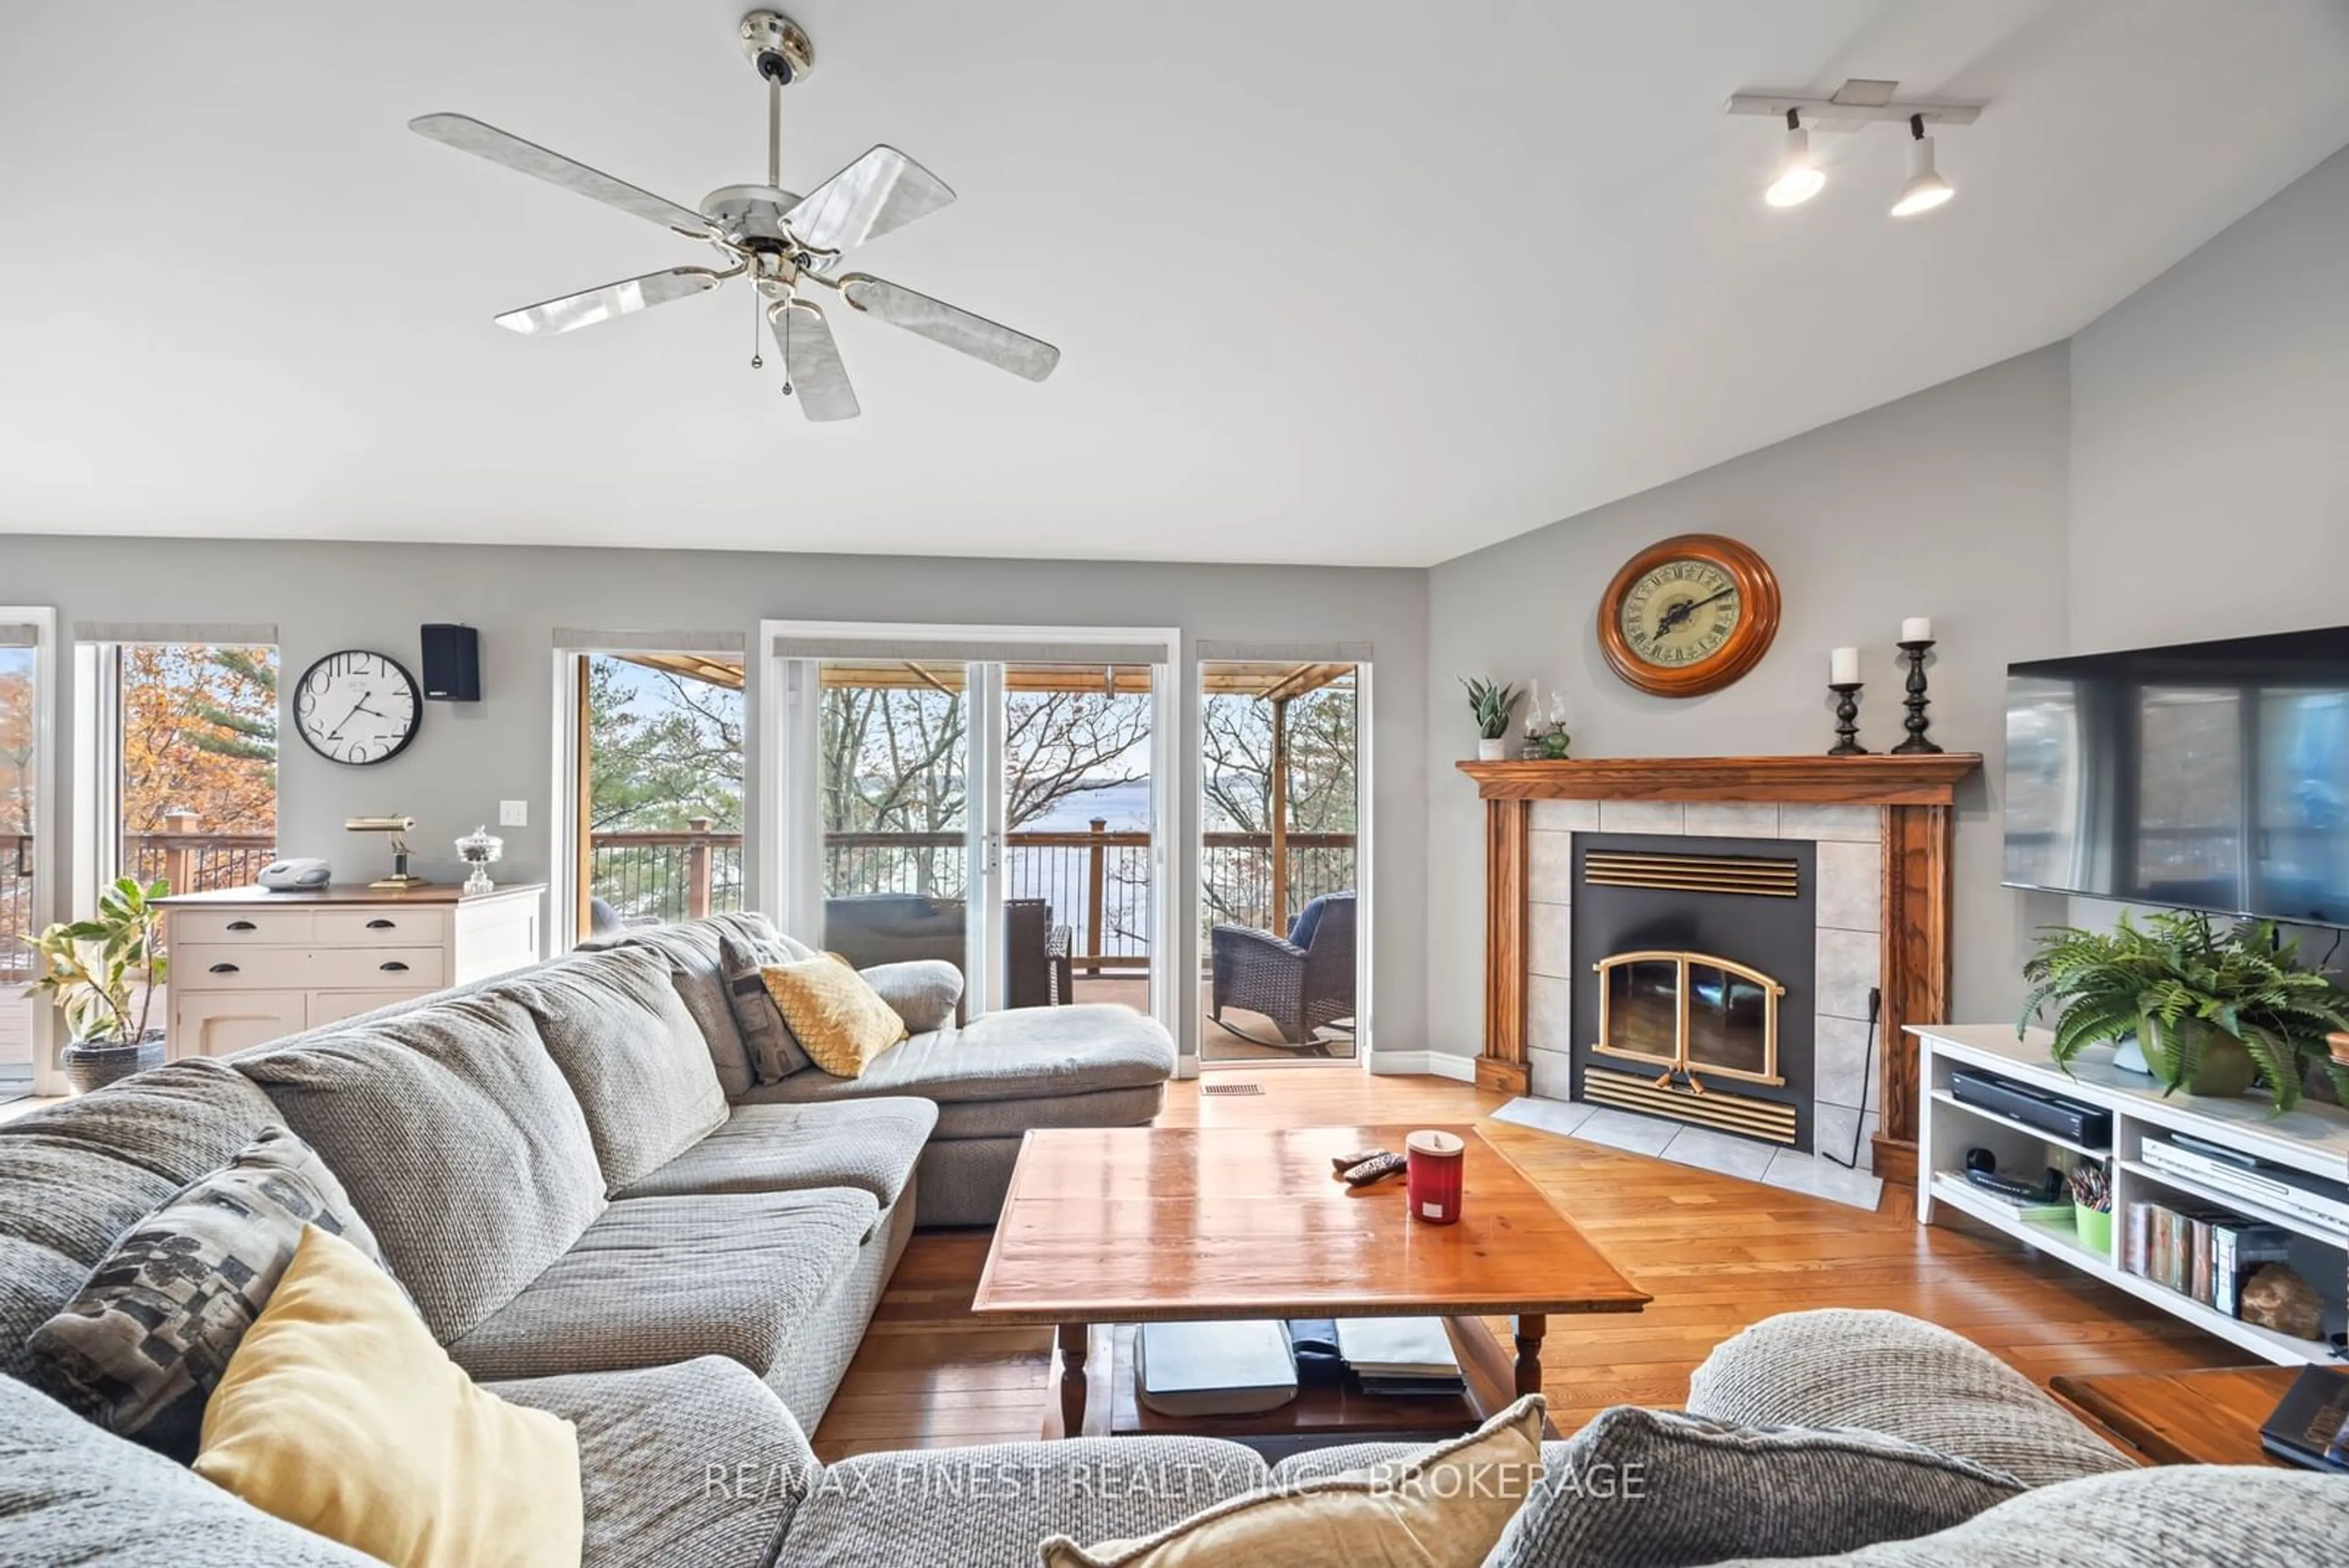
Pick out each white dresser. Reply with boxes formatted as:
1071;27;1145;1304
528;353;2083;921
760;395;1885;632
157;883;546;1060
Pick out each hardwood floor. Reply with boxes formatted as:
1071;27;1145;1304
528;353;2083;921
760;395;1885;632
811;1070;2243;1462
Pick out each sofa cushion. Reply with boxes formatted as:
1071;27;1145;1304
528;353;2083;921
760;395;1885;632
1710;1465;2349;1567
502;945;730;1192
0;1366;380;1566
926;1084;1167;1140
26;1126;387;1461
772;1437;1269;1568
234;992;608;1343
0;1060;284;1380
1482;1407;2022;1568
859;960;964;1033
193;1224;583;1568
445;1187;878;1389
720;927;818;1080
491;1357;819;1568
580;920;759;1098
1685;1309;2132;1490
737;1005;1174;1108
617;1099;936;1211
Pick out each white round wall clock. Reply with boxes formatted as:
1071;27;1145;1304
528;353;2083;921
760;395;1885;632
294;650;423;767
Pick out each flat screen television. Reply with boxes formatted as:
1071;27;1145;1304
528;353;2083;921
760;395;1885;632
2004;624;2349;929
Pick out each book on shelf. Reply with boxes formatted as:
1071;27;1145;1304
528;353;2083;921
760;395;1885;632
1135;1320;1298;1418
2259;1366;2349;1472
1334;1318;1465;1394
2127;1197;2299;1321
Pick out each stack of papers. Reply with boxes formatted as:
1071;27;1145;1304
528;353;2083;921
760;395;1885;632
1334;1318;1467;1397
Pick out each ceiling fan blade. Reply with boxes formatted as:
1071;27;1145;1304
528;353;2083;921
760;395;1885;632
771;300;861;422
837;274;1059;382
410;113;711;236
494;266;726;336
785;146;955;259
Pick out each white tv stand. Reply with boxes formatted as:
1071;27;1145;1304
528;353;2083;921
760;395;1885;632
1913;1024;2349;1365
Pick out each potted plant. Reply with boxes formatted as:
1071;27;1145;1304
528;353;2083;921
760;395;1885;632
1461;677;1522;761
2018;910;2349;1115
25;877;171;1094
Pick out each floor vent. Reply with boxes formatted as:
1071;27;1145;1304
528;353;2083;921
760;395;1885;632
1201;1082;1264;1096
1583;849;1800;899
1581;1065;1797;1144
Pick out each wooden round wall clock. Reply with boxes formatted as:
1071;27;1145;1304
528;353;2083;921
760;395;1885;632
1597;533;1781;697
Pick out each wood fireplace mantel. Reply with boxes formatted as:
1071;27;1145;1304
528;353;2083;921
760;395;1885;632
1459;753;1983;1186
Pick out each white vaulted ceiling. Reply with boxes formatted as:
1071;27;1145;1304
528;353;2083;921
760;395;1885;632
4;1;2347;565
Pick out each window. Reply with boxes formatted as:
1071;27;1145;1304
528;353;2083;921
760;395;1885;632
573;652;746;937
111;642;279;897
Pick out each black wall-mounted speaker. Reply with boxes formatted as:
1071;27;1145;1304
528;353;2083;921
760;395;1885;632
420;623;481;702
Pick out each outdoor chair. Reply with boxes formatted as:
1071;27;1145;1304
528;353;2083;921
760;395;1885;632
1210;891;1356;1047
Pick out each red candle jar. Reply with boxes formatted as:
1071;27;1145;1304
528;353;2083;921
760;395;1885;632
1405;1130;1466;1225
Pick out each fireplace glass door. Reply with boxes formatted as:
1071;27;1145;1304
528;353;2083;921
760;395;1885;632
1594;949;1786;1088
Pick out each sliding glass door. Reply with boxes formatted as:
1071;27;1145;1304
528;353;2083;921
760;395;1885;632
769;627;1175;1030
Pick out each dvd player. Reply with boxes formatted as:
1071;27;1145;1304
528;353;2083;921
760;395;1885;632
2140;1136;2349;1235
1949;1068;2113;1149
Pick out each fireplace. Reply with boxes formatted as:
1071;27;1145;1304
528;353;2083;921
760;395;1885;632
1572;834;1816;1150
1457;753;1982;1185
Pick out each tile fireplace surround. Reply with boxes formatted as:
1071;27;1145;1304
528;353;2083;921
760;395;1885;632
1460;755;1981;1187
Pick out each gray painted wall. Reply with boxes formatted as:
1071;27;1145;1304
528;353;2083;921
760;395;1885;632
1425;347;2074;1057
0;537;1428;1062
2070;143;2349;652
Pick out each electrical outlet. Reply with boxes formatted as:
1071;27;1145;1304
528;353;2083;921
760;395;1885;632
499;800;528;827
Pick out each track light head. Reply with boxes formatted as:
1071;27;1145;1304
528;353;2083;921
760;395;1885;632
1765;109;1825;208
1890;113;1954;217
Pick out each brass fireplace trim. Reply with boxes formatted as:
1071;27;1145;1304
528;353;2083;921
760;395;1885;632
1583;849;1800;899
1582;1065;1799;1145
1592;948;1787;1087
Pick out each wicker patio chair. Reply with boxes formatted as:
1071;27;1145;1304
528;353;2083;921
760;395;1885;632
1004;897;1075;1009
1210;892;1356;1047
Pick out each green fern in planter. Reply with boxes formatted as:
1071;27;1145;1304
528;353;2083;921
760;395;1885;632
2019;910;2349;1115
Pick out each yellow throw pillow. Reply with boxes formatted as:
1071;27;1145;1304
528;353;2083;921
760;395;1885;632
195;1225;583;1568
760;953;910;1077
1041;1395;1546;1568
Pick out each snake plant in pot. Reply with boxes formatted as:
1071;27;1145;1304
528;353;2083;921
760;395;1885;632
25;877;171;1093
2019;910;2349;1115
1461;677;1523;762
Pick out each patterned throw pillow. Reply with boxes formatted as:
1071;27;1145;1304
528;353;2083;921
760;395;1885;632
719;929;817;1080
26;1126;388;1462
760;955;911;1079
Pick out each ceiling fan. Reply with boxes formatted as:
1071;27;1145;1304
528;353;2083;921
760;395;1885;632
410;10;1059;421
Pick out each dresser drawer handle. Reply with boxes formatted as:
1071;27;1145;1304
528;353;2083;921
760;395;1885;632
226;920;257;932
366;919;396;930
207;962;240;975
378;960;410;973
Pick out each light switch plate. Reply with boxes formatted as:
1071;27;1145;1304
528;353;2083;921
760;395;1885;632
499;800;528;827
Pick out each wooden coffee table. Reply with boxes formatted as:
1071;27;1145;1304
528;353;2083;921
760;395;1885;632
973;1124;1650;1443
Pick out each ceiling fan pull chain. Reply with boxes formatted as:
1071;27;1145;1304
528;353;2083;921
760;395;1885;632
749;288;763;370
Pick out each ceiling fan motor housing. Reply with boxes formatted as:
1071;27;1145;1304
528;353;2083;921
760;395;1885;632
740;10;813;84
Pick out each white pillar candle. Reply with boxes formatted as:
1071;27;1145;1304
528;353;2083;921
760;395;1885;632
1902;617;1933;643
1830;647;1860;685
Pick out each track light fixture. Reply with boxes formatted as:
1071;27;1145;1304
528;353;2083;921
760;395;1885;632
1727;81;1979;218
1890;114;1954;216
1765;109;1825;208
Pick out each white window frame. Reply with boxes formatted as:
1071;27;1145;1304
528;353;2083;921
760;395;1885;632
551;637;752;954
757;620;1181;1040
3;609;62;1094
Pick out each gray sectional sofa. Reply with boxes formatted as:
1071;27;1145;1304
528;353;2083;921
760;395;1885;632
0;920;2331;1564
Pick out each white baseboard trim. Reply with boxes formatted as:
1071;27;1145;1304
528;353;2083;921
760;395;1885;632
1369;1050;1476;1082
1172;1057;1200;1080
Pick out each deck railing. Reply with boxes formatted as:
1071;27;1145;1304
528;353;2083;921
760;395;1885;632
587;822;1358;967
0;820;278;981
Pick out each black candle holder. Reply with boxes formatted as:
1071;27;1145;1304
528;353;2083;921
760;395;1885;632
1892;639;1944;755
1828;683;1869;756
